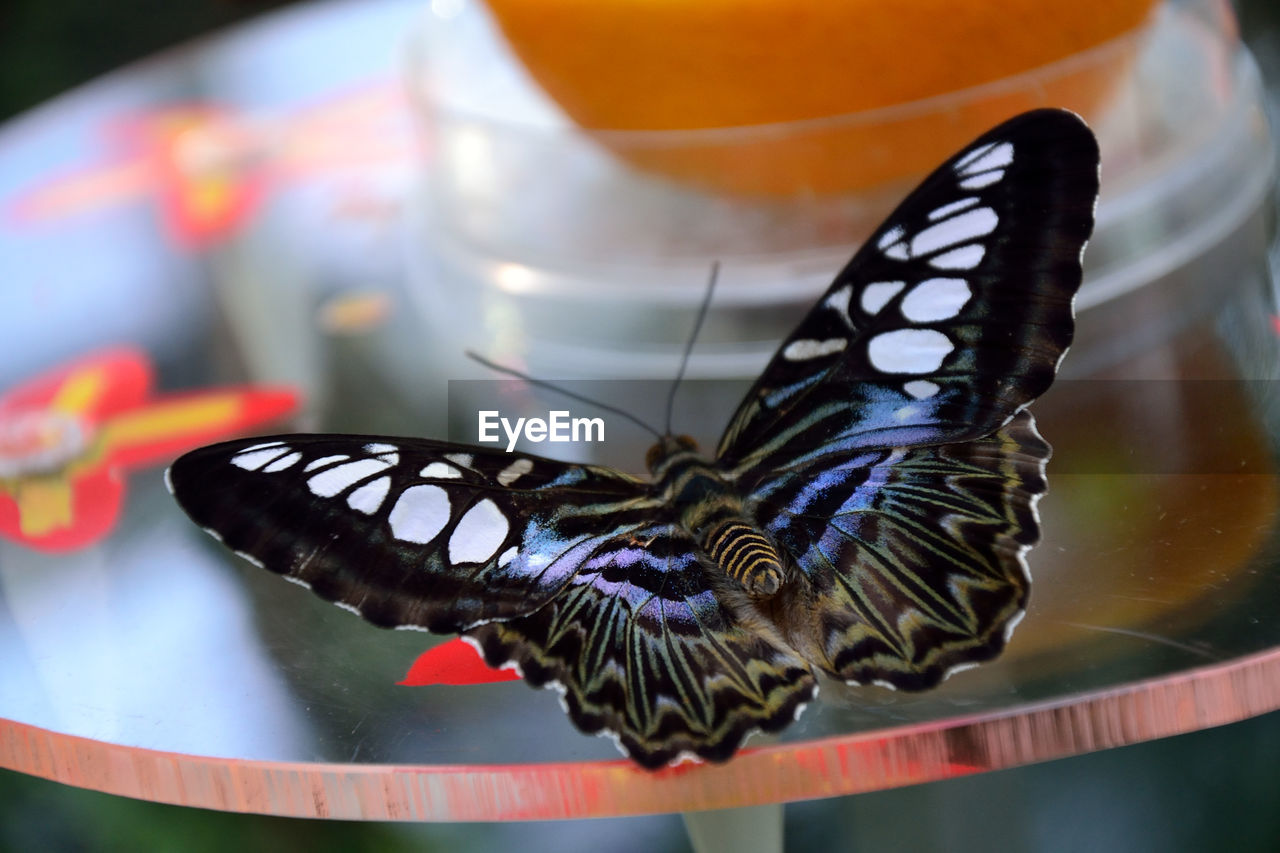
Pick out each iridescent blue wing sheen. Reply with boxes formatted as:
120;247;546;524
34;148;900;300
719;110;1099;688
167;435;815;768
466;518;815;769
717;109;1100;472
747;410;1046;689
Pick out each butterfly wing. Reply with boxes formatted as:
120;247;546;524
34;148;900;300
168;435;661;631
466;519;815;769
750;410;1045;688
718;109;1099;472
719;110;1099;687
168;435;815;766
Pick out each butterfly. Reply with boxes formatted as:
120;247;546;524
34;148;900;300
167;109;1100;770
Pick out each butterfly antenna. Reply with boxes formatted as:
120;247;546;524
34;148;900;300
465;351;664;440
664;261;720;437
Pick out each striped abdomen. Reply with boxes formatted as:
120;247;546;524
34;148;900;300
704;519;784;598
647;441;785;599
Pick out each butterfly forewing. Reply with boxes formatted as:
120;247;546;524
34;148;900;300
168;435;657;632
718;109;1099;472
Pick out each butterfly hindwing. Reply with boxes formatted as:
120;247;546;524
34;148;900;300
718;109;1099;473
465;518;816;769
749;410;1046;689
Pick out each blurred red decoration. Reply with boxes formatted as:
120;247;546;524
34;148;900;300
0;347;298;552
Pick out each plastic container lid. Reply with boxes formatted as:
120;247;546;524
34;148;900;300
404;0;1275;381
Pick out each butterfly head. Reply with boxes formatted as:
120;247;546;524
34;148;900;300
645;434;700;475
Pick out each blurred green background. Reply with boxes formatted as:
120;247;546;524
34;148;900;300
3;1;1280;851
0;0;298;121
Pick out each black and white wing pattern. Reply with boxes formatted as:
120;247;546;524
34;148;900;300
168;109;1100;770
169;437;650;631
722;109;1099;688
719;109;1098;471
167;436;816;768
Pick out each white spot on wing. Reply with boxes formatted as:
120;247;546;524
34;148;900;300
308;458;391;497
910;207;997;257
365;443;400;465
959;170;1004;190
347;476;391;514
497;458;533;486
825;284;853;320
903;379;941;399
860;281;905;315
420;462;463;479
240;441;285;453
876;224;905;250
389;484;450;544
231;446;289;471
958;142;1013;175
900;278;972;322
867;329;954;373
883;242;910;261
497;546;518;567
283;575;312;590
928;197;979;221
448;498;509;564
929;244;986;270
305;454;349;471
263;451;303;472
444;453;473;468
954;141;996;172
783;337;847;361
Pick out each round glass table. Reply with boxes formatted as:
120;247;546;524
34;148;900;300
2;0;1280;849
